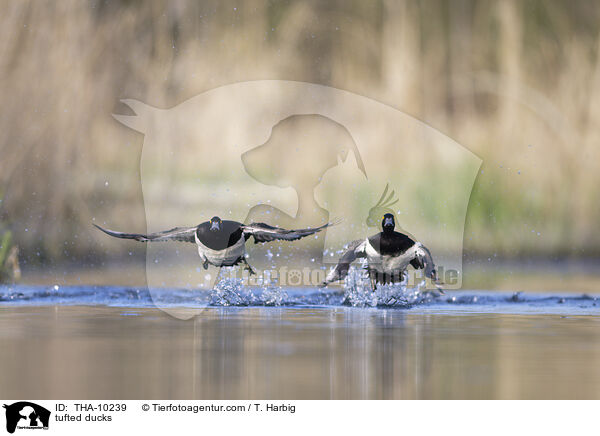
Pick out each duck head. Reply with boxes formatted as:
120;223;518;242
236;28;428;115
381;213;395;233
209;216;222;232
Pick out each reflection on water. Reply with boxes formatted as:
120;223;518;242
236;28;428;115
0;306;599;399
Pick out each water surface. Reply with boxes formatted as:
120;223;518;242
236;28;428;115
0;284;599;399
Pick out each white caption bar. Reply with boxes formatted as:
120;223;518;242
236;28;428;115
0;400;597;436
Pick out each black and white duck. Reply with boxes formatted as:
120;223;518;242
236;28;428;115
321;213;441;291
94;216;335;274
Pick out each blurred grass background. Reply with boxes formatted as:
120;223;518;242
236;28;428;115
0;0;599;279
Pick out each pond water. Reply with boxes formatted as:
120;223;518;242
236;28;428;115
0;282;599;399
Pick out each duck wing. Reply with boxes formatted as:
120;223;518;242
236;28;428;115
321;239;367;286
410;243;444;293
241;220;337;243
410;243;437;280
93;223;197;243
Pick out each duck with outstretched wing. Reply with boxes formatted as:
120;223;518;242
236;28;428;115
94;216;337;274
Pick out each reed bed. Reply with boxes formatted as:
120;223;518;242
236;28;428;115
0;0;599;266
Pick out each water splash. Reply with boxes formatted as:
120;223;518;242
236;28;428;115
342;266;440;308
210;278;255;306
1;283;597;315
261;286;288;306
208;268;288;307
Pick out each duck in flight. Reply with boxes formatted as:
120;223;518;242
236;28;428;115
94;216;336;275
321;213;442;292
